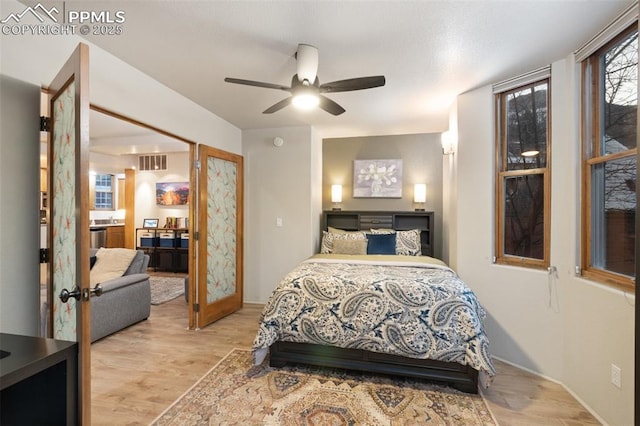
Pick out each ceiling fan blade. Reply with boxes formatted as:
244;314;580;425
263;97;292;114
318;95;346;116
319;76;386;93
224;77;290;91
296;44;318;83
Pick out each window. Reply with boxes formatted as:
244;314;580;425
581;24;637;291
495;76;550;269
93;174;114;210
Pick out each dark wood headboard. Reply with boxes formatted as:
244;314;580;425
323;210;434;257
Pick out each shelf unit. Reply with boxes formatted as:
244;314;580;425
136;228;189;272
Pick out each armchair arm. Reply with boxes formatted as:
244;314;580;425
97;273;150;293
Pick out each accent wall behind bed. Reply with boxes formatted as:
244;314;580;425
322;133;443;259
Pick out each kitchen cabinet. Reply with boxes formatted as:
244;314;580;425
105;225;125;248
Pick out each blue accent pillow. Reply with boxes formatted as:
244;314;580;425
366;233;396;255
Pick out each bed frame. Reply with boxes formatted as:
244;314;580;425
268;210;480;394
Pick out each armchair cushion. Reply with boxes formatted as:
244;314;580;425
98;273;150;293
90;248;138;286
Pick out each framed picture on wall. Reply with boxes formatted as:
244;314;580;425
353;159;403;198
156;182;189;205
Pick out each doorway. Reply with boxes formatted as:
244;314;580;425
39;99;196;336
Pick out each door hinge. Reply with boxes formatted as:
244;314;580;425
40;116;50;132
194;160;201;170
40;248;49;263
194;231;199;241
194;303;199;313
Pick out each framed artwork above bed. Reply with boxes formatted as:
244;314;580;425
353;159;403;198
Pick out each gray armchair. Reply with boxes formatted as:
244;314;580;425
90;248;151;342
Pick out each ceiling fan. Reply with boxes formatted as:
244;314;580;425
224;44;385;116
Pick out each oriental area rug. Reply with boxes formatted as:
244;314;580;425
151;349;496;425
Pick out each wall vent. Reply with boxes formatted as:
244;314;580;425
138;154;167;171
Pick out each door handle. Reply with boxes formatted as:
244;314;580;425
59;286;81;303
59;284;103;303
89;284;103;298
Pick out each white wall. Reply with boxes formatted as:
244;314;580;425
450;57;635;425
0;75;41;336
134;152;190;230
0;1;241;155
243;127;321;303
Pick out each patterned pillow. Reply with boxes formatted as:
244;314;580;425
320;230;367;254
370;228;422;256
395;229;422;255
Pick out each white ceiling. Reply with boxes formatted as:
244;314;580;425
76;0;632;140
89;110;188;156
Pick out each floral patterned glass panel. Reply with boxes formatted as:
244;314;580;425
52;82;77;341
206;156;237;304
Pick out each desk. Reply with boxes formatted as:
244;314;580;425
0;333;78;425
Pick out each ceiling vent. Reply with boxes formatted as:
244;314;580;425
138;154;168;171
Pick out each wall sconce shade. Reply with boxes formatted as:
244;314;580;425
414;184;426;211
441;131;456;155
331;184;343;203
331;184;343;210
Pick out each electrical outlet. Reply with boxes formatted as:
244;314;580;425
611;364;621;388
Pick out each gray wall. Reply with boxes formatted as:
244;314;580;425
0;75;41;336
322;133;443;259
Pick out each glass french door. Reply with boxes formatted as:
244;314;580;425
48;42;91;424
195;145;243;327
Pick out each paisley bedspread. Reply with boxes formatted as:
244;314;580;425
252;254;496;380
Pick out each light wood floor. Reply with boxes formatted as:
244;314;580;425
91;297;600;425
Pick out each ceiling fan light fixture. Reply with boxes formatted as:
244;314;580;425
224;44;386;116
292;86;319;110
296;44;319;83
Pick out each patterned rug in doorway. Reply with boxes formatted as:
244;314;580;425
151;348;497;425
150;276;185;305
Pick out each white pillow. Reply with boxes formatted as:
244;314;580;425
90;248;138;285
332;239;368;255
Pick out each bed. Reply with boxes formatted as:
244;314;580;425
252;210;495;393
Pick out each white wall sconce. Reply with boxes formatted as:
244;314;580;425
413;183;426;211
331;184;343;210
441;131;456;155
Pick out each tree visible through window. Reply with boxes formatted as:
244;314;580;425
582;24;637;290
495;79;550;269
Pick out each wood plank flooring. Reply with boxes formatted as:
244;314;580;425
91;297;600;425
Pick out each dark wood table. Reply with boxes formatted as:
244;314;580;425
0;333;78;425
